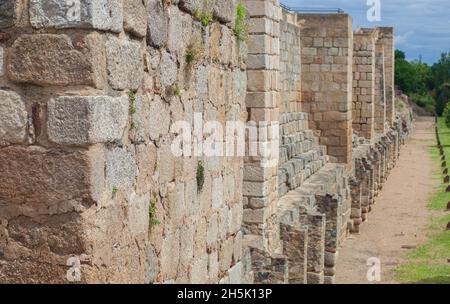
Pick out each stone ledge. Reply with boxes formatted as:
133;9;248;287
47;96;128;146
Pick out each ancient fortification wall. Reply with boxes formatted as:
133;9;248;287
0;0;412;284
299;13;353;167
0;0;247;284
353;28;376;141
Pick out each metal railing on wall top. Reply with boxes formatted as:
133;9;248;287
280;3;344;14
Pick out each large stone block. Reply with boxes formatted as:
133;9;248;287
47;96;128;146
105;146;137;191
124;0;147;37
7;34;105;87
211;0;234;23
29;0;123;32
0;0;20;28
0;146;104;206
159;50;177;87
146;0;168;48
179;0;202;16
106;37;143;90
0;90;28;145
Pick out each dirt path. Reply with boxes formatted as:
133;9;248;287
335;117;438;284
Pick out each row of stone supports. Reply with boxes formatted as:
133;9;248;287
0;0;414;283
241;1;413;284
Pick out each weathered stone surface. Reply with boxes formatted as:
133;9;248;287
146;0;168;48
207;212;218;246
0;46;4;76
160;228;180;279
144;245;158;284
0;146;104;206
148;95;170;140
47;96;128;145
190;254;208;283
124;0;147;37
106;37;143;90
0;90;27;145
212;176;224;209
159;50;177;87
179;223;195;271
219;237;234;272
29;0;123;32
128;192;151;237
179;0;202;15
105;146;137;191
0;0;19;28
166;182;185;225
229;262;242;284
208;250;219;282
211;0;234;23
7;34;105;87
167;5;194;56
196;65;209;94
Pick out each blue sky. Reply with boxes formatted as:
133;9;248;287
281;0;450;64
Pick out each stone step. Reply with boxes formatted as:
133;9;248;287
278;146;329;197
279;138;324;164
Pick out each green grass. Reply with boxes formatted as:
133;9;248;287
395;117;450;284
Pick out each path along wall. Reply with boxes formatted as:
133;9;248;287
0;0;412;284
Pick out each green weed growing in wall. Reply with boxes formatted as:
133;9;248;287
195;0;212;28
234;2;249;42
196;161;205;191
168;83;181;97
149;195;160;228
185;39;204;66
128;89;137;115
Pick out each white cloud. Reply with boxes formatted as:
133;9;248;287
395;31;414;46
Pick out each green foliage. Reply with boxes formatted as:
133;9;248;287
395;50;450;115
185;39;203;65
443;102;450;128
409;93;435;114
436;83;450;116
395;50;433;96
234;2;249;42
129;122;136;131
112;186;118;194
195;0;212;28
168;83;181;97
431;52;450;89
186;51;195;64
196;161;205;191
128;89;137;115
149;195;160;228
201;13;212;27
395;117;450;283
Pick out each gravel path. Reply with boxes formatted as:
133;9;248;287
335;117;437;284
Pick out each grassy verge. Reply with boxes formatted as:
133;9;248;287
394;117;450;284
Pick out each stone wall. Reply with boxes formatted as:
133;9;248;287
299;13;353;168
279;10;300;115
353;29;376;141
0;0;412;284
374;38;386;134
243;0;281;256
378;27;395;126
0;0;247;284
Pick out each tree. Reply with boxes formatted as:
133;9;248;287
432;52;450;89
436;83;450;116
395;50;433;96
